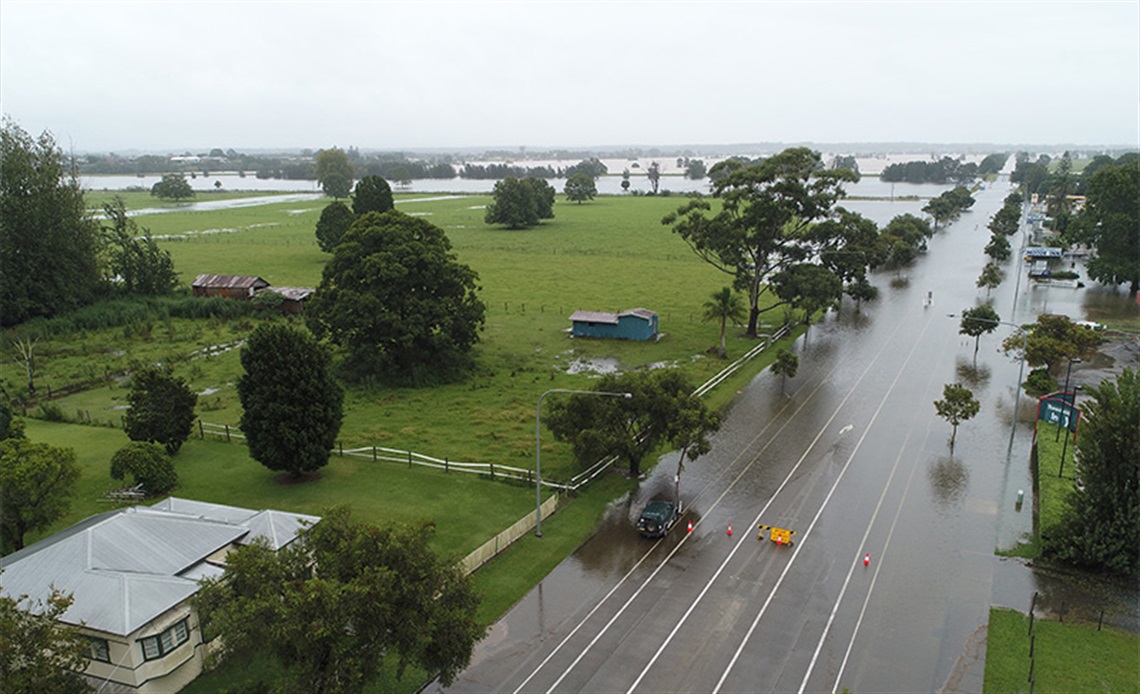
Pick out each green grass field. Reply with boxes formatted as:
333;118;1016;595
4;192;795;484
984;608;1139;693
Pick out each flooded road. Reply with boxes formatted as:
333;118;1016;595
435;177;1138;693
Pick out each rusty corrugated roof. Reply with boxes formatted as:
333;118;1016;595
192;274;269;289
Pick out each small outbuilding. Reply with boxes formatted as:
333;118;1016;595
265;286;316;314
191;274;270;299
569;308;658;341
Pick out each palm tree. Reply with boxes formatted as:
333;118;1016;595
703;287;747;357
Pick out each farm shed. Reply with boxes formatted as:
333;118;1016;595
569;308;658;341
191;274;269;299
0;498;319;694
266;286;315;314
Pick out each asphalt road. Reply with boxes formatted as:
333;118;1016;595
434;177;1134;694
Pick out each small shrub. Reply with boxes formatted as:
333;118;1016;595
110;441;178;494
37;402;65;422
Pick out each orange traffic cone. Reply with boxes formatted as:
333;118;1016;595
727;524;733;537
687;520;693;533
863;553;870;567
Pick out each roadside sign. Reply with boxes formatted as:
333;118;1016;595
757;524;795;546
1037;396;1079;433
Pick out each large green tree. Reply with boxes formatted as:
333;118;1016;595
352;175;394;216
1002;314;1102;372
307;211;486;383
564;173;597;204
1;119;102;327
101;197;178;295
0;438;80;552
1068;159;1140;295
123;364;198;454
1046;368;1139;574
484;177;555;229
0;588;90;693
196;507;483;692
314;201;356;253
663;148;859;336
238;323;343;478
150;173;194;200
544;370;702;478
315;147;355;199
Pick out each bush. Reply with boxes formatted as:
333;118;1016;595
110;441;178;494
1025;368;1058;397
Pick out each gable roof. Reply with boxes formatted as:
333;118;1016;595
191;274;269;290
0;499;319;636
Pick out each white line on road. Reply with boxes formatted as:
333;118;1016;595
626;313;924;694
710;313;934;694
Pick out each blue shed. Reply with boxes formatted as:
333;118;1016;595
569;308;658;341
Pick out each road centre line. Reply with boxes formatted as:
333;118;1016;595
511;373;815;694
626;310;921;694
513;327;867;693
799;317;950;693
709;312;934;694
830;368;946;693
532;370;835;694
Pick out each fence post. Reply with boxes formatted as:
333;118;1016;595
372;446;377;462
490;462;495;480
339;441;343;457
225;424;231;443
1059;601;1066;623
199;421;204;439
445;457;449;473
1098;608;1104;631
408;450;412;468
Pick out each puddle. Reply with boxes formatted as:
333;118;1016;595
564;357;621;375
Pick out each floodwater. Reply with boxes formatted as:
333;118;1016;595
81;171;954;200
432;176;1138;694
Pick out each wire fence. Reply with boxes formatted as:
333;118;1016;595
197;323;789;494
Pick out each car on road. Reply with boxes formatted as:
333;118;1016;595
637;500;679;538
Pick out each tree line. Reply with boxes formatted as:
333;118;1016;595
1;119;180;328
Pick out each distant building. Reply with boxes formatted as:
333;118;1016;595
0;499;319;693
191;274;269;299
569;308;658;341
265;286;315;314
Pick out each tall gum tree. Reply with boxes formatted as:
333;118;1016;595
663;148;859;336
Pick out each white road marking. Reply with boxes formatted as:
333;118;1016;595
710;314;933;694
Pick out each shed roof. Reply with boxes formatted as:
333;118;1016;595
265;286;315;302
569;308;657;325
191;274;269;289
0;499;319;636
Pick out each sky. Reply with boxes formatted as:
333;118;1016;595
1;1;1138;153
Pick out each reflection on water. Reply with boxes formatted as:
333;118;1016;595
955;357;992;389
928;455;970;511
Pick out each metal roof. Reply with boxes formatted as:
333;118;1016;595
191;274;269;289
265;286;315;302
0;499;319;636
569;308;657;324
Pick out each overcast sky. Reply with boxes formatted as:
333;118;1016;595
2;1;1137;153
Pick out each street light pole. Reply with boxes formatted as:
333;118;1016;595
535;388;632;537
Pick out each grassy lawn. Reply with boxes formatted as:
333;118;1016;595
3;193;796;484
5;192;808;691
984;608;1139;693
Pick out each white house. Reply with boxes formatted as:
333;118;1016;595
0;498;319;693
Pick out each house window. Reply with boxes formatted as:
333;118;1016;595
139;618;190;661
86;637;110;663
